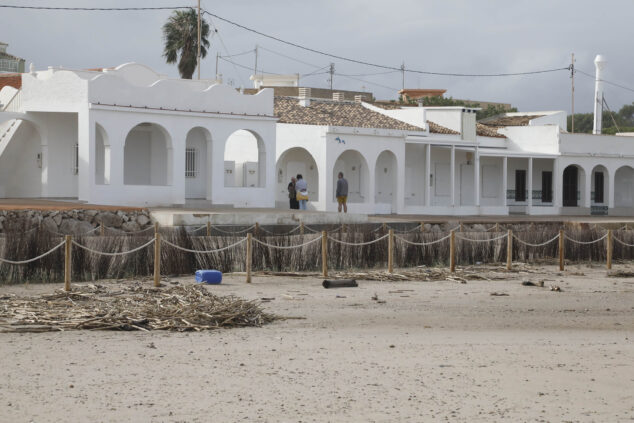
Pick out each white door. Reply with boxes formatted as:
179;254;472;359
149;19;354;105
460;164;474;205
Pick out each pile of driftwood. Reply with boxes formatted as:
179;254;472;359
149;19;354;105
0;283;277;333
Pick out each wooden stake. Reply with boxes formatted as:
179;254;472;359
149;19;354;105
64;235;71;292
506;229;512;270
450;230;456;273
420;221;425;233
460;222;464;232
206;221;211;237
300;222;305;235
153;233;161;287
382;222;387;233
388;229;394;274
255;222;260;236
246;233;252;283
607;229;613;270
100;224;105;237
321;231;328;278
558;229;565;271
495;223;500;233
154;221;159;235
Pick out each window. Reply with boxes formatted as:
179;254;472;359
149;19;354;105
515;170;526;201
595;172;604;203
542;171;552;202
72;143;79;175
185;147;198;178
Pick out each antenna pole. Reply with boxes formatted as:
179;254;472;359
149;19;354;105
254;45;258;77
401;61;405;91
329;63;335;90
570;53;575;133
197;0;201;80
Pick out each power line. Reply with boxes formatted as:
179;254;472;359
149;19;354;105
0;4;190;11
207;16;246;87
202;9;569;78
219;56;281;76
335;72;399;92
576;68;634;94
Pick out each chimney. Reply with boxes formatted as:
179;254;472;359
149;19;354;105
332;92;344;102
593;54;606;135
0;42;7;54
354;95;363;104
299;87;311;107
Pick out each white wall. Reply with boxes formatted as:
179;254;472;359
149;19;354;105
404;144;426;206
0;121;41;197
479;156;503;207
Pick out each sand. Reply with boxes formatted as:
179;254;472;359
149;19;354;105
1;264;633;422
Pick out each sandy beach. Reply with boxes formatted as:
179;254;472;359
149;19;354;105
1;264;633;422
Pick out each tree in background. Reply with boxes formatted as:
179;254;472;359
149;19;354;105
400;95;517;120
162;9;210;79
567;102;634;134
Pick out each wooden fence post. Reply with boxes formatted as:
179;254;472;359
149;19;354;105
321;231;328;278
206;221;211;237
300;222;305;235
460;222;464;232
495;223;500;233
450;230;456;273
607;229;613;270
254;222;260;236
388;229;394;273
506;229;512;270
153;232;161;287
100;224;105;237
559;229;565;271
420;221;425;233
246;233;252;283
382;222;387;233
154;221;159;235
64;235;72;292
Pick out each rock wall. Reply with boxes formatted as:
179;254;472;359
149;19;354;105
0;209;153;234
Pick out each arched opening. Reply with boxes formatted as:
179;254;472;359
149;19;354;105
374;150;397;212
615;166;634;208
124;122;172;186
224;129;265;187
591;165;608;205
562;164;585;207
95;123;110;185
0;120;42;197
185;127;212;199
276;147;319;206
333;150;369;203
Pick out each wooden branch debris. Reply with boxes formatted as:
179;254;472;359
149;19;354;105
0;283;278;333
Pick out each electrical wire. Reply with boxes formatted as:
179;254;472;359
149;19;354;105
219;56;281;76
335;72;399;92
576;68;634;94
202;9;569;78
207;16;247;87
0;4;190;11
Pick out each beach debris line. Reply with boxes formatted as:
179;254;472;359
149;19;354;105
323;279;358;288
0;283;278;333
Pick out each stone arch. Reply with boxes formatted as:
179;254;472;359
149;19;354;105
591;164;609;205
95;123;110;185
562;164;586;207
123;122;172;186
276;147;319;204
185;126;212;199
614;166;634;208
333;149;369;203
374;150;398;211
223;129;266;188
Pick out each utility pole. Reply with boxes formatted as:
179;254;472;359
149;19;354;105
254;45;258;77
570;53;575;133
197;0;201;80
329;62;335;91
401;61;405;91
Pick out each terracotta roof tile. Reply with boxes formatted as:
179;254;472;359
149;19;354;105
476;122;505;138
427;120;459;135
480;114;544;127
274;97;424;131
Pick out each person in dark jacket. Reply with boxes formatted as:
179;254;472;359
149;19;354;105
336;172;348;213
288;177;299;209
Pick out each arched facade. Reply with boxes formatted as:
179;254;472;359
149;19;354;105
276;147;319;205
333;149;369;204
614;166;634;208
224;129;266;188
562;164;586;207
374;150;398;212
185;126;212;199
123;122;172;186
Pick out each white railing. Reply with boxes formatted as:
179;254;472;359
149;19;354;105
2;90;22;112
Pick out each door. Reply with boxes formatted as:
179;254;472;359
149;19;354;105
542;171;552;203
563;166;578;207
460;164;474;205
515;170;526;202
594;172;604;203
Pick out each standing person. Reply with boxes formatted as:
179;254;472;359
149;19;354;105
295;174;308;210
288;177;299;209
336;172;348;213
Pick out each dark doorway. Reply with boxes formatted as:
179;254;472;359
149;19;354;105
515;170;526;201
594;172;604;203
563;166;578;207
542;171;553;203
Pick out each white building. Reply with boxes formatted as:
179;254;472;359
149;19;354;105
0;63;277;207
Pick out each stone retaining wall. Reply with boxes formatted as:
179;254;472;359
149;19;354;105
0;209;153;234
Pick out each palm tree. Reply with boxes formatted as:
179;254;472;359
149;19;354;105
162;9;210;79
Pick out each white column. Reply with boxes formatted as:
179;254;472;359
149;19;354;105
553;158;561;208
502;156;508;207
474;148;480;207
527;157;533;209
450;145;456;207
425;144;431;206
584;168;592;208
77;109;93;202
608;168;615;209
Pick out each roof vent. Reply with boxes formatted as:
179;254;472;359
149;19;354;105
354;95;363;104
333;92;344;102
299;87;311;107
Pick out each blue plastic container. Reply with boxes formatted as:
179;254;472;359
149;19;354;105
195;269;223;284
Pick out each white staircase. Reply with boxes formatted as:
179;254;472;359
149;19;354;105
0;90;24;159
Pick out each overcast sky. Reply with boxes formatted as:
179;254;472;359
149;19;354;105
1;0;633;113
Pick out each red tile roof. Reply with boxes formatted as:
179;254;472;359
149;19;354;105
0;73;21;90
